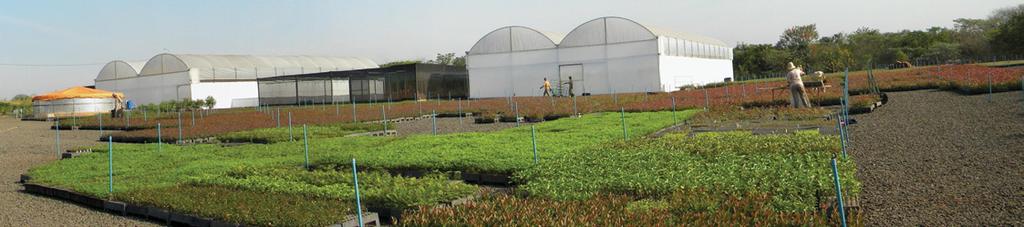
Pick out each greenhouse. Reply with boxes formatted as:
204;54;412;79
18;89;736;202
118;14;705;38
467;16;734;98
95;53;378;109
31;86;123;119
257;63;467;105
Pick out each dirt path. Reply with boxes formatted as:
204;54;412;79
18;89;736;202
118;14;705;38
0;117;155;226
849;90;1024;226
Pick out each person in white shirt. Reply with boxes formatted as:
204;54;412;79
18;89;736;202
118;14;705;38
785;62;811;108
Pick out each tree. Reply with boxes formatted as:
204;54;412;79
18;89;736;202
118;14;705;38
989;4;1024;25
808;43;853;72
11;94;31;101
204;96;217;109
429;52;466;67
379;60;423;68
777;24;819;49
194;99;206;110
847;27;887;67
776;24;819;67
991;10;1024;55
732;43;793;79
919;42;962;62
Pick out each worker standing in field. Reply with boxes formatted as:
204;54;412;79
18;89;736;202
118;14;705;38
786;62;811;108
111;93;124;118
541;78;552;96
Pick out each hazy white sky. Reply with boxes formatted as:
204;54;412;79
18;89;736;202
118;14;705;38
0;0;1018;98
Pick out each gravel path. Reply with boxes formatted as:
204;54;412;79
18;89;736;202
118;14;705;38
849;90;1024;226
393;116;525;136
0;117;155;226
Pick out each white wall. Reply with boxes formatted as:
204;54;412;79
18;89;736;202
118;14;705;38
190;81;259;109
468;37;734;97
468;49;558;98
95;70;193;106
657;55;734;91
557;40;661;95
96;69;260;109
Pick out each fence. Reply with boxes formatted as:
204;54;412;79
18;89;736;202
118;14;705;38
734;54;1024;81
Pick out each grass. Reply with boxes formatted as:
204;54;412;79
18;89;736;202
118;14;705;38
28;110;697;223
116;185;357;226
516;130;859;212
30;107;864;225
311;110;699;175
399;188;861;226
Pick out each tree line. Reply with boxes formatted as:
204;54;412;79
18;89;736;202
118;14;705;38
733;4;1024;80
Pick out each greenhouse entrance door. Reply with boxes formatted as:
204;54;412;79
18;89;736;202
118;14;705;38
558;64;583;96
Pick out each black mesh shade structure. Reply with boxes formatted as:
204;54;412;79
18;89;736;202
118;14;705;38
257;63;467;105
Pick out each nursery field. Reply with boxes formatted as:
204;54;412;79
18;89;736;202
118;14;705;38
24;63;1024;226
25;109;865;225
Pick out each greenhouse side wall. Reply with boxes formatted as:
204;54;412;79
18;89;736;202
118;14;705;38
256;63;467;106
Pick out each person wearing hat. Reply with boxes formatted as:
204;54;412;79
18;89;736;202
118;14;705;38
785;62;811;108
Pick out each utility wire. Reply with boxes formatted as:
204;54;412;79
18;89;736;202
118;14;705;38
0;62;109;67
0;58;149;67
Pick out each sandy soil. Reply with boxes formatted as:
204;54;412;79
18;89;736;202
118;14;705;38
849;90;1024;226
0;117;155;226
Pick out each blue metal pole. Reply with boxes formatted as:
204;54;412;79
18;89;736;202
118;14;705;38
531;125;538;164
108;136;113;193
381;104;387;132
831;158;848;227
703;88;710;111
178;112;183;144
288;112;293;141
514;102;520;127
572;95;578;117
620;107;627;141
276;108;281;128
190;111;195;127
612;91;618;106
671;96;677;122
303;124;309;170
458;98;463;125
157;123;162;152
988;74;993;102
837;112;847;159
55;120;60;158
431;109;437;135
843;68;851;143
352;103;357;123
351;159;364;227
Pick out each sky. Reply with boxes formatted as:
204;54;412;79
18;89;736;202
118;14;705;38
0;0;1019;99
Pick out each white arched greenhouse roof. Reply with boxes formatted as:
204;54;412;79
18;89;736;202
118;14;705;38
95;60;144;81
469;26;564;55
138;53;379;79
559;16;728;48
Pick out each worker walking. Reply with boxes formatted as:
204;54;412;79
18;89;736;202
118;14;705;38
786;62;811;108
540;78;552;96
567;76;575;97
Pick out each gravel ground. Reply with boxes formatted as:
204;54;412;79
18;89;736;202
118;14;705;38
0;117;155;226
393;116;526;136
849;90;1024;226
